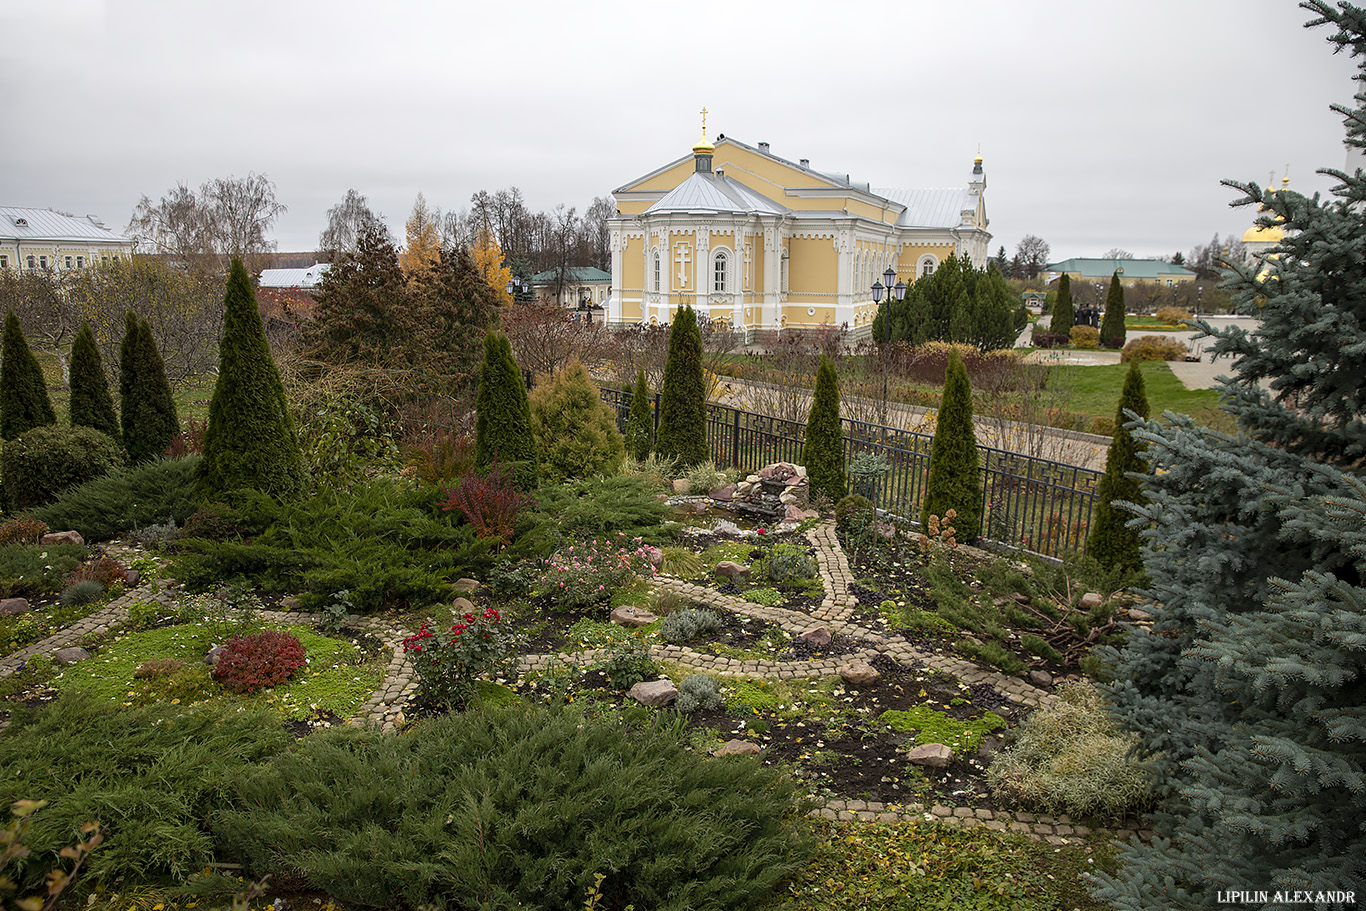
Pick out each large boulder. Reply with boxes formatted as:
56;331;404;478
839;661;880;687
796;626;832;647
628;678;677;707
714;739;761;757
53;647;90;666
905;743;954;768
0;598;31;617
610;606;658;628
714;561;750;582
41;530;84;546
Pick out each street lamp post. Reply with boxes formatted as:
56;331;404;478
506;276;529;302
871;266;908;426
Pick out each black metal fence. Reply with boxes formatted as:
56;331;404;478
601;389;1102;560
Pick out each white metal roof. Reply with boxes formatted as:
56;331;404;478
645;172;790;216
0;206;129;243
259;264;331;288
873;188;975;228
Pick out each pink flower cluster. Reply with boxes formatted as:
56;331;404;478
536;533;658;610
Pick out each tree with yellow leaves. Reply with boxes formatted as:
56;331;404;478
400;192;441;281
472;228;513;305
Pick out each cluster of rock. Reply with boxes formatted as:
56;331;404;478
709;462;820;525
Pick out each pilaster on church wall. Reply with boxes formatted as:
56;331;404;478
834;229;855;330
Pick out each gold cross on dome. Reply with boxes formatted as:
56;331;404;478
700;106;708;135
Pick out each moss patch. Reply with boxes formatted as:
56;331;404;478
52;621;384;721
882;705;1007;754
564;617;657;650
743;587;785;607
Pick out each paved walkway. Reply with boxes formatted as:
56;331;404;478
0;528;1149;843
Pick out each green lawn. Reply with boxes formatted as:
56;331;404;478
1050;361;1234;433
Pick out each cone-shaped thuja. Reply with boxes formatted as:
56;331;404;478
1085;362;1149;571
68;321;119;441
921;349;982;541
1;309;56;440
197;258;304;498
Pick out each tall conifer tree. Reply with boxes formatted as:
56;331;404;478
0;310;56;440
1093;6;1366;905
655;305;708;467
1085;363;1149;571
474;330;538;489
803;356;846;504
197;258;304;499
68;322;119;442
1100;272;1127;348
625;369;653;462
120;316;179;463
920;350;981;540
1049;273;1074;335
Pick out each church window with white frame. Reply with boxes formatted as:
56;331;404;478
713;250;729;293
919;255;938;278
651;249;661;292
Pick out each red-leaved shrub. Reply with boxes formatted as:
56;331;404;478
211;630;307;694
442;463;536;546
165;419;207;457
66;556;129;588
0;517;50;546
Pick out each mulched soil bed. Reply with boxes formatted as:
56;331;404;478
510;647;1029;812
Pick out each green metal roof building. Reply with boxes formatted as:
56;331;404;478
1044;257;1196;287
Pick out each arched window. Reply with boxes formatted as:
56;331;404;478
713;250;729;293
919;255;938;278
651;249;661;292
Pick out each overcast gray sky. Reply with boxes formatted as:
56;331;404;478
1;0;1358;263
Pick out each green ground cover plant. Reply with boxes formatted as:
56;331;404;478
30;455;201;542
517;473;676;549
565;616;654;650
173;479;494;612
0;542;87;600
51;621;382;721
766;818;1116;911
214;703;812;911
0;693;291;891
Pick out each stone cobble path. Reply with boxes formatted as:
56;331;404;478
652;521;1055;710
0;580;178;678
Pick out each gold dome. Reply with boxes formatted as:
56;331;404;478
693;106;715;155
1242;223;1284;245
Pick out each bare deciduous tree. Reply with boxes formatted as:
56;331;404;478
1014;234;1051;279
500;300;611;377
126;173;286;274
319;188;388;259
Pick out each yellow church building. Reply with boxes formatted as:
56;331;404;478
606;122;991;339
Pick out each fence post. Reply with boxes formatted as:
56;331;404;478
731;410;741;470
